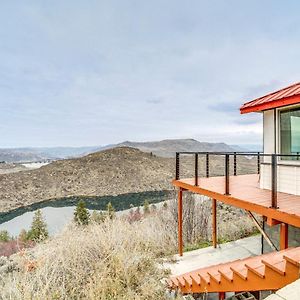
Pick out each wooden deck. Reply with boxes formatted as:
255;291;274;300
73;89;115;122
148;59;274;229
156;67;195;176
173;174;300;228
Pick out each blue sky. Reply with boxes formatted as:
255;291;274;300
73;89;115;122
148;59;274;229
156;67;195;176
0;1;299;147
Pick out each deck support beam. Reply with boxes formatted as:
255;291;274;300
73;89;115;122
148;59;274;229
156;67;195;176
280;223;288;250
219;292;225;300
212;198;217;248
178;188;183;256
247;211;278;251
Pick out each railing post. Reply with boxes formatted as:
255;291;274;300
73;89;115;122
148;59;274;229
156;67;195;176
195;153;198;186
206;153;209;178
257;152;260;174
271;154;278;208
233;152;237;176
225;154;230;195
175;153;180;180
178;188;183;256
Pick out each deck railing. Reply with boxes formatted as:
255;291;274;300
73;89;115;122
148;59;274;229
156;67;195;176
175;152;300;209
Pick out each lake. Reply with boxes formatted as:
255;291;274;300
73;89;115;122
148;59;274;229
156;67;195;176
0;190;172;237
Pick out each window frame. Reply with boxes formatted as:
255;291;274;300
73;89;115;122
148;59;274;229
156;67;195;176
278;104;300;164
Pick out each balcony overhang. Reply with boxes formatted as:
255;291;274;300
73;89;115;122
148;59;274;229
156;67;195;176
173;174;300;228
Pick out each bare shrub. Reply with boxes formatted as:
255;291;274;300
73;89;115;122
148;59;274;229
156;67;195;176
167;192;211;246
0;215;178;300
166;192;259;248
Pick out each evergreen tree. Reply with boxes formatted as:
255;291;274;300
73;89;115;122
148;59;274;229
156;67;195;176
143;200;150;215
74;200;90;225
0;230;10;242
27;210;49;242
106;202;115;220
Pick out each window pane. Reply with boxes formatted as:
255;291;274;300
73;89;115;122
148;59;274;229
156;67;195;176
280;107;300;160
291;116;300;152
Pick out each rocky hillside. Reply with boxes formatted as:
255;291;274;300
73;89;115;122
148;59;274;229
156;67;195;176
0;147;257;213
0;147;176;212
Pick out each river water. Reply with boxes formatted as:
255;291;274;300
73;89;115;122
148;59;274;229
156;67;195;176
0;190;172;237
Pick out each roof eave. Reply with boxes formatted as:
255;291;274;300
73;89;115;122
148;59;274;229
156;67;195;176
240;94;300;114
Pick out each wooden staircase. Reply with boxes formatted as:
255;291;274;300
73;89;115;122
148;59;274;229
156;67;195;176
168;247;300;294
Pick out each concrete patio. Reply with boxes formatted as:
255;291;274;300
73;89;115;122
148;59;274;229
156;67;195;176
166;235;261;276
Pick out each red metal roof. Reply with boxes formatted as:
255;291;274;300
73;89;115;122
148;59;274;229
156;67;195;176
240;82;300;114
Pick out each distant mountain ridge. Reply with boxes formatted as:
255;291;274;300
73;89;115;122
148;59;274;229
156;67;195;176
112;139;237;157
0;139;260;162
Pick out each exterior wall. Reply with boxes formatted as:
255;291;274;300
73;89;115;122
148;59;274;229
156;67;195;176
260;108;300;195
260;163;300;195
263;110;275;157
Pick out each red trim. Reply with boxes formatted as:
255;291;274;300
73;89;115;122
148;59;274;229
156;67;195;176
240;94;300;114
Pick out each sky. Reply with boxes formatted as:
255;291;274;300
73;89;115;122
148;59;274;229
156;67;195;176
0;1;300;148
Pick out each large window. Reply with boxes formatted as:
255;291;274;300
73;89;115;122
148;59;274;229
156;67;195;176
280;107;300;158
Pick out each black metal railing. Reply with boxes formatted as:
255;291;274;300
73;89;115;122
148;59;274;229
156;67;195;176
175;152;300;209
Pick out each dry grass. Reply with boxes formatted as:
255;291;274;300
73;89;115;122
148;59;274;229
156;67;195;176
0;194;259;299
0;215;178;300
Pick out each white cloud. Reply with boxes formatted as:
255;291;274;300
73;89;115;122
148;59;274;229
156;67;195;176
0;1;299;147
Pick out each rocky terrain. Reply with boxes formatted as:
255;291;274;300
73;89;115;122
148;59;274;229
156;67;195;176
0;147;257;213
0;147;175;212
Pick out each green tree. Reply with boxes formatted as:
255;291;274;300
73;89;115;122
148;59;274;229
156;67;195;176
106;202;115;220
27;210;49;242
74;200;90;225
143;200;150;215
0;230;10;242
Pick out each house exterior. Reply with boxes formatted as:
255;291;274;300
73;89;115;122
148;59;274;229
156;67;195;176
168;82;300;300
240;82;300;195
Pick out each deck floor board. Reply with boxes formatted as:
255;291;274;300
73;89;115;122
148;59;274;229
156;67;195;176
173;174;300;227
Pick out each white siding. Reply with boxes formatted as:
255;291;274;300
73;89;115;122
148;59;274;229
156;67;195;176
260;164;299;195
261;108;300;195
263;110;275;163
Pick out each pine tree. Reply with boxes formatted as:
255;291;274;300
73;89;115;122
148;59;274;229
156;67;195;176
74;200;90;225
0;230;10;242
143;200;150;215
27;210;49;242
106;202;115;220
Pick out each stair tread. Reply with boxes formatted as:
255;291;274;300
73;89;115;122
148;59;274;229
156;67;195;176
245;261;265;278
262;259;286;275
284;251;300;266
230;265;248;280
207;270;221;283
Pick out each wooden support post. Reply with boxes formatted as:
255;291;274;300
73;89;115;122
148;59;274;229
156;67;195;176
178;188;183;256
247;211;278;251
219;292;225;300
212;198;217;248
280;223;288;250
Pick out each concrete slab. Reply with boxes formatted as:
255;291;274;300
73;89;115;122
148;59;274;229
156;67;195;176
165;235;261;276
275;279;300;300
